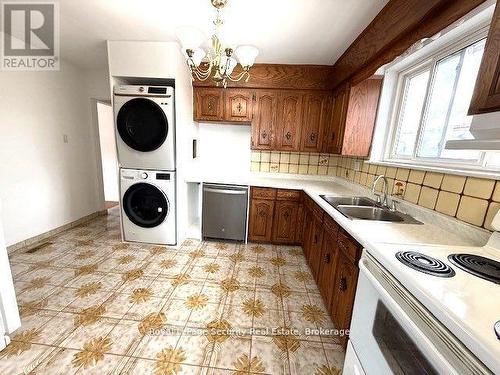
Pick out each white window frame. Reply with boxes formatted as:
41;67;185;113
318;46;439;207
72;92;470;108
369;1;500;179
388;30;488;165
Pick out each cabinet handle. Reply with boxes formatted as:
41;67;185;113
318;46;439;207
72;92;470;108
285;132;292;140
262;131;267;139
208;101;213;111
339;276;347;291
309;133;317;142
236;103;243;113
324;253;331;264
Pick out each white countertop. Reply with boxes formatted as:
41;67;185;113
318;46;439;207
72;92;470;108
186;171;498;371
185;171;490;248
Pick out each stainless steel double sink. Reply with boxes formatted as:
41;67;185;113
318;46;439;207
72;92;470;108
320;196;421;224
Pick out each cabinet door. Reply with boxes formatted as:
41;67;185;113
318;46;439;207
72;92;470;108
324;88;349;154
308;217;324;280
331;253;359;347
300;93;329;152
272;201;299;244
252;91;278;150
342;78;382;157
194;88;224;121
225;89;254;122
295;203;305;244
275;91;304;151
248;199;275;242
469;2;500;114
317;226;339;308
302;206;313;260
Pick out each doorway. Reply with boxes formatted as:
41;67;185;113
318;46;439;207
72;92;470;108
96;101;119;208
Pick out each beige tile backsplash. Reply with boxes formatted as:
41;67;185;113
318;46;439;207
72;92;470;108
250;151;500;231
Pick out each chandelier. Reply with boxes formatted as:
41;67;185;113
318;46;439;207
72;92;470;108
177;0;259;88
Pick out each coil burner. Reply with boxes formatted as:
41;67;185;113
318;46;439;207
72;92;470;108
396;251;455;277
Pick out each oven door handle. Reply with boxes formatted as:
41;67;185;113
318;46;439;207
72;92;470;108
357;257;461;375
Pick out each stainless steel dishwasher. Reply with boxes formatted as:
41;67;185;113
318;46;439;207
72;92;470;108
202;184;249;242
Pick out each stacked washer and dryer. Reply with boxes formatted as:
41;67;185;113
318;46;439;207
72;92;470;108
113;85;177;245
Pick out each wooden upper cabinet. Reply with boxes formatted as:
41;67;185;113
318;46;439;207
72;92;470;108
323;87;349;154
300;92;330;152
469;2;500;115
194;88;224;121
341;78;382;157
275;91;304;151
252;91;278;150
224;89;254;122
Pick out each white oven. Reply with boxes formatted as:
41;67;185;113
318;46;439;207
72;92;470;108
344;251;491;375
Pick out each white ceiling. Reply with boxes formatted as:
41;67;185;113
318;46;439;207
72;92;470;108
59;0;389;70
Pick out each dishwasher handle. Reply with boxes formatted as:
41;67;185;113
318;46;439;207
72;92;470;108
203;187;247;195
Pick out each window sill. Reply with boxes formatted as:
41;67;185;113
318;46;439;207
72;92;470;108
367;159;500;180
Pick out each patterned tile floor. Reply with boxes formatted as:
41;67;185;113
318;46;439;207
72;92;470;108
1;208;344;374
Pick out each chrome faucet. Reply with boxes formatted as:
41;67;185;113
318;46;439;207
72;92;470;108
372;175;389;208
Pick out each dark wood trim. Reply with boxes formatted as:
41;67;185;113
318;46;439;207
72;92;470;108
469;0;500;114
193;63;334;91
329;0;487;90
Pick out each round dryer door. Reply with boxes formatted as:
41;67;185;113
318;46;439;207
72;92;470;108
117;98;168;152
123;183;169;228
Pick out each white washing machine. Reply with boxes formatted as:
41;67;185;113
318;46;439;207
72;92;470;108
120;168;176;245
114;85;175;170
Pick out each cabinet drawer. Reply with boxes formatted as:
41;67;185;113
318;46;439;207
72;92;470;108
251;187;277;200
276;189;302;201
337;231;360;263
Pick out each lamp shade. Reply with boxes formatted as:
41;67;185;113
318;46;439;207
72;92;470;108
175;26;206;50
235;45;259;67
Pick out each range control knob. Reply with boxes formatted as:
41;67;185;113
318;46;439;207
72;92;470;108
141;172;148;179
139;86;145;92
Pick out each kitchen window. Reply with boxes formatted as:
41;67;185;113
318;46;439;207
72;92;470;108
372;8;500;176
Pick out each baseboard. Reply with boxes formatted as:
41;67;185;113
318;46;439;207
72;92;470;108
6;209;108;255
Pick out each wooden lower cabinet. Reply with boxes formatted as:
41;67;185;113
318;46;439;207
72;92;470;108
248;187;361;349
308;216;324;280
317;221;339;307
248;199;275;242
330;240;360;348
272;201;299;244
301;197;315;261
295;203;305;244
248;187;302;245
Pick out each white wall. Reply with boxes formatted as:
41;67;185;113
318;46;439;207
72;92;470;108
197;123;252;176
0;61;109;246
97;102;119;201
